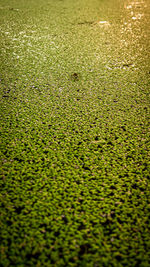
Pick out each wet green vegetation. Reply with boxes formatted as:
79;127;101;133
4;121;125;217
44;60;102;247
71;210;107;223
0;0;150;266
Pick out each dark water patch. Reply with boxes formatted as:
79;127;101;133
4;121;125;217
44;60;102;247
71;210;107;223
77;21;95;26
70;72;80;81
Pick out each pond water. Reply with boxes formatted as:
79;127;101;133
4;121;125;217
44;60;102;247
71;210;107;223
0;0;149;266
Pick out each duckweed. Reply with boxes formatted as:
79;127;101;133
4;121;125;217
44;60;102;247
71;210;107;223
0;0;150;266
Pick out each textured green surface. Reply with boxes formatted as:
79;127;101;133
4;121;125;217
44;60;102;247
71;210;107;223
0;0;150;266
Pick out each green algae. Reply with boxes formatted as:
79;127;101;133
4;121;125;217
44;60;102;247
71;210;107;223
0;0;150;266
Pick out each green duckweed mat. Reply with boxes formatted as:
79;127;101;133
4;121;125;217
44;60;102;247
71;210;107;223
0;0;150;266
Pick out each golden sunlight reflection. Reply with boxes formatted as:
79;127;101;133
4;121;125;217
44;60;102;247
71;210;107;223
123;0;145;28
124;0;146;19
125;0;147;9
119;0;148;60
